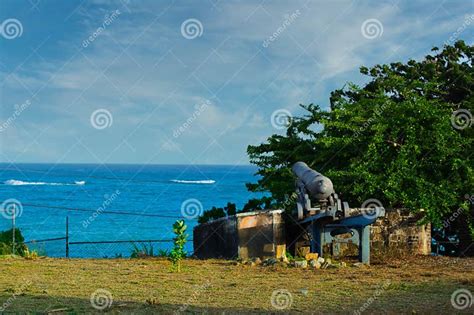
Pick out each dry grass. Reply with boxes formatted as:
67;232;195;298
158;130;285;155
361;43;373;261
0;255;473;314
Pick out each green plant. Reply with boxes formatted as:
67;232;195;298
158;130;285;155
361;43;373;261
198;202;237;224
169;220;187;272
130;242;155;258
23;248;39;260
157;249;170;257
0;228;27;256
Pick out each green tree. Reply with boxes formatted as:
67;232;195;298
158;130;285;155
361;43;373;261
247;41;474;251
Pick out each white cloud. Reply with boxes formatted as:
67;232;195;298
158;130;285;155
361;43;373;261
0;0;469;164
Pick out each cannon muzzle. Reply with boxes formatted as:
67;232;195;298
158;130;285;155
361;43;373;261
292;161;334;200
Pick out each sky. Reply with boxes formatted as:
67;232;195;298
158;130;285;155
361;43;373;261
0;0;472;165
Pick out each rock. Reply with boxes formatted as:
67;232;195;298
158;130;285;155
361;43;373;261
317;257;325;264
308;259;321;269
299;288;309;296
352;262;367;268
251;257;262;265
263;258;278;266
294;260;308;268
305;253;319;261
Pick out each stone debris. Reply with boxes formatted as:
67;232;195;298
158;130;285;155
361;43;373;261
308;259;321;269
293;260;308;268
238;254;352;270
305;253;319;261
262;258;278;266
352;262;368;268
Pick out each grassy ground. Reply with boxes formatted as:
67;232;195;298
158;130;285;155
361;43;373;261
0;255;473;314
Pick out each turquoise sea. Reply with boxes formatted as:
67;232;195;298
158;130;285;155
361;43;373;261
0;163;263;257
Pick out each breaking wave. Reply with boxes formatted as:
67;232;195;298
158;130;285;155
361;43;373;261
170;179;215;184
4;179;86;186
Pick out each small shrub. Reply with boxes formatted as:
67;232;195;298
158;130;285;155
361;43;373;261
23;248;39;260
198;202;237;224
0;228;27;256
130;242;155;258
169;220;187;272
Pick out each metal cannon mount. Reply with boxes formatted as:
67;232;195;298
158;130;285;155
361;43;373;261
292;161;385;264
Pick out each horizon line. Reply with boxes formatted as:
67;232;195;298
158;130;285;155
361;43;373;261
0;161;255;167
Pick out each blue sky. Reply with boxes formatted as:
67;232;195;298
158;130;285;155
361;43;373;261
0;0;472;165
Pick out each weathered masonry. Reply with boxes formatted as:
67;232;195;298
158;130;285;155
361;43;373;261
193;210;285;260
193;208;430;260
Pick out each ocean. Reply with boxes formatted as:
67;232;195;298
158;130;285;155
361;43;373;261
0;163;263;258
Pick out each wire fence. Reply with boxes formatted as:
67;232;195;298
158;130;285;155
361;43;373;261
1;203;194;258
24;236;178;258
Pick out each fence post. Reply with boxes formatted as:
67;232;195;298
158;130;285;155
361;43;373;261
12;204;16;255
66;216;69;258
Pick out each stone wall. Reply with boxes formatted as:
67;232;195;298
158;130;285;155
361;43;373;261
193;210;285;259
194;208;431;260
289;208;431;259
370;208;431;255
193;216;238;259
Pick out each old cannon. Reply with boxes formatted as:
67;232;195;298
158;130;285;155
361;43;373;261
292;161;385;264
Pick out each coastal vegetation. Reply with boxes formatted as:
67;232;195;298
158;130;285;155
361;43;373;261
200;41;474;252
0;228;26;256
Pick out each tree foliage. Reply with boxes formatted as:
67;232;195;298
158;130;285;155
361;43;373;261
247;41;473;232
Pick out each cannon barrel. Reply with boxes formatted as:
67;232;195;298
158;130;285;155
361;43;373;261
292;162;334;200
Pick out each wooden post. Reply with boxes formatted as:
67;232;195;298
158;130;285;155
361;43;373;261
66;216;69;258
12;204;16;255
